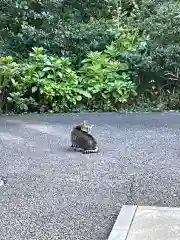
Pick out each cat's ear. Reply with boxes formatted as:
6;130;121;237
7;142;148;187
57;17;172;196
90;124;94;128
83;120;86;125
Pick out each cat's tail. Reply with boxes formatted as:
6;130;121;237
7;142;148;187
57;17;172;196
83;146;99;154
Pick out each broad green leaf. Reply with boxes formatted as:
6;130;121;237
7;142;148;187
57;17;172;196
20;103;28;111
58;72;63;78
117;89;123;95
47;74;54;79
76;95;82;101
11;78;16;86
32;86;38;93
7;97;13;102
76;89;92;98
39;87;44;94
43;67;51;72
101;93;107;99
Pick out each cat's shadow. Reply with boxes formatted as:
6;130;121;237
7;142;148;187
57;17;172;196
63;146;82;153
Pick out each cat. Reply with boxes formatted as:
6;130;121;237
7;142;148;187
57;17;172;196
70;120;99;154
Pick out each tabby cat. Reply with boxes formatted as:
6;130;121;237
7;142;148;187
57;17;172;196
70;120;99;154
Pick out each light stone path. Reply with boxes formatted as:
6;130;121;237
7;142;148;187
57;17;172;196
108;205;180;240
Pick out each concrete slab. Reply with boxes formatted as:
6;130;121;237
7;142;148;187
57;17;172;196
108;205;180;240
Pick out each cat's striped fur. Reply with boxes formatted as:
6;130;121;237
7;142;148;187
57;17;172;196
70;121;99;154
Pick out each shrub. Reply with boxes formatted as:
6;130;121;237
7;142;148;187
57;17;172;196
0;46;138;113
9;47;81;113
0;56;20;113
0;0;117;64
79;51;137;111
123;0;180;86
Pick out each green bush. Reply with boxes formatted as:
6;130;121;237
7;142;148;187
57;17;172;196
8;47;81;113
136;1;180;46
0;47;137;113
3;0;180;112
124;0;180;86
0;56;20;112
79;51;137;111
0;0;117;64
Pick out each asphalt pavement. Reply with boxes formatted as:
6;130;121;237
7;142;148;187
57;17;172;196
0;112;180;240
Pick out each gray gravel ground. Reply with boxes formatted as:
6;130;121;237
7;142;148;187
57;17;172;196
0;112;180;240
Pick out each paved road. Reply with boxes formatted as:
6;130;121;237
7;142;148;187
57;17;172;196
0;112;180;240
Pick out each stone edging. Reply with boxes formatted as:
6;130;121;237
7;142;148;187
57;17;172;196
108;205;138;240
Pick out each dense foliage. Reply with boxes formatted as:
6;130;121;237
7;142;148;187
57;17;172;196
1;0;180;113
0;47;136;113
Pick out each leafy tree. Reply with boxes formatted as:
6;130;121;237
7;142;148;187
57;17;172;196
0;0;118;64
